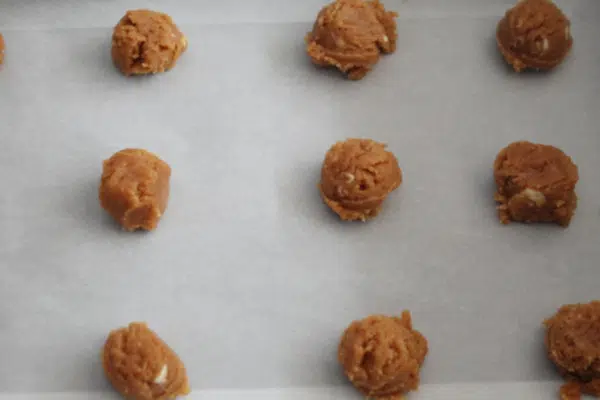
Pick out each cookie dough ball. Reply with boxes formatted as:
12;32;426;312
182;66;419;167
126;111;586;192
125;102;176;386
305;0;397;80
99;149;171;231
339;312;428;399
112;9;187;76
493;141;578;227
0;33;5;65
545;302;600;399
103;322;190;400
496;0;572;72
320;138;401;221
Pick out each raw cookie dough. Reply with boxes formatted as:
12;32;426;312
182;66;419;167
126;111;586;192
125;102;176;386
305;0;398;80
544;302;600;400
493;141;578;227
339;312;428;399
112;9;187;76
99;149;171;231
320;138;402;221
496;0;572;72
103;322;190;400
0;33;5;64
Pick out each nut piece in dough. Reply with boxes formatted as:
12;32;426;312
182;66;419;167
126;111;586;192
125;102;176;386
339;312;428;399
103;322;190;400
320;138;401;221
0;33;5;65
305;0;398;80
544;302;600;400
493;141;578;227
496;0;572;72
99;148;171;231
112;9;187;76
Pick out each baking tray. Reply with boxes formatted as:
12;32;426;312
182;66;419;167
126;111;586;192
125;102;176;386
0;0;599;398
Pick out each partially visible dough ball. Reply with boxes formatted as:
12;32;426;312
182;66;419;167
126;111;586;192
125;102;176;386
320;138;401;221
545;302;600;399
103;322;190;400
0;33;5;64
496;0;572;72
99;148;171;231
112;9;187;76
339;312;428;399
305;0;397;80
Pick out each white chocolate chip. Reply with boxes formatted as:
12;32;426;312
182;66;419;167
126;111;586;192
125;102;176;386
542;37;549;51
535;37;549;53
522;188;546;206
343;173;355;183
154;365;168;385
382;35;389;43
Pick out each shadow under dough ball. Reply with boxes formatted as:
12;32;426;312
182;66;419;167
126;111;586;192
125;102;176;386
112;9;187;76
545;302;600;400
305;0;397;80
493;141;578;227
319;138;402;221
103;322;190;400
338;312;428;400
496;0;572;72
99;148;171;231
0;33;4;64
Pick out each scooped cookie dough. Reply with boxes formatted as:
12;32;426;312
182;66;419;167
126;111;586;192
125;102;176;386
99;149;171;231
103;322;190;400
493;141;578;227
305;0;398;80
112;9;187;76
496;0;572;72
0;33;5;64
320;138;402;221
544;302;600;400
339;312;428;399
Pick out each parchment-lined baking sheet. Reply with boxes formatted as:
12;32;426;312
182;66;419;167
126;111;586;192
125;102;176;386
0;0;599;398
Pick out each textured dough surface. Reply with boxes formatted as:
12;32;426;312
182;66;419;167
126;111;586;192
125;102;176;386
338;312;428;399
305;0;397;80
493;141;578;226
112;9;187;76
496;0;572;72
545;302;600;400
99;148;171;231
103;322;190;400
320;138;401;221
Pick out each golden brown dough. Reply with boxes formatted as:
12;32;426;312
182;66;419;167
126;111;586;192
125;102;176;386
339;312;428;400
493;141;578;227
545;302;600;400
0;33;5;65
103;322;190;400
99;149;171;231
320;138;401;221
305;0;398;80
112;9;187;76
496;0;572;72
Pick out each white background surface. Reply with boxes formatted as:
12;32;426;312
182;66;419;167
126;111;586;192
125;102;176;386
0;0;599;398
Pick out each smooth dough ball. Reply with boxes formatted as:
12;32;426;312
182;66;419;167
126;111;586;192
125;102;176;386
545;302;600;399
103;322;190;400
496;0;572;72
320;138;401;221
112;9;187;76
0;33;5;64
493;141;578;227
305;0;397;80
338;312;428;399
99;149;171;231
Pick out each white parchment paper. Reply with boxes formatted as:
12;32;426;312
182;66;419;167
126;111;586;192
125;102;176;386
0;0;599;398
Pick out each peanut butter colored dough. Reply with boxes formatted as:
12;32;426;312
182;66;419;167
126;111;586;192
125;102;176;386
99;149;171;231
545;302;600;400
493;141;578;227
305;0;398;80
339;312;428;400
320;138;401;221
112;9;187;76
496;0;572;72
0;33;5;64
103;322;190;400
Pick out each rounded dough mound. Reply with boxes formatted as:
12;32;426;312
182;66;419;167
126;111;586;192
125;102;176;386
320;138;401;221
338;312;428;400
112;9;187;76
496;0;572;72
305;0;397;80
103;322;190;400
